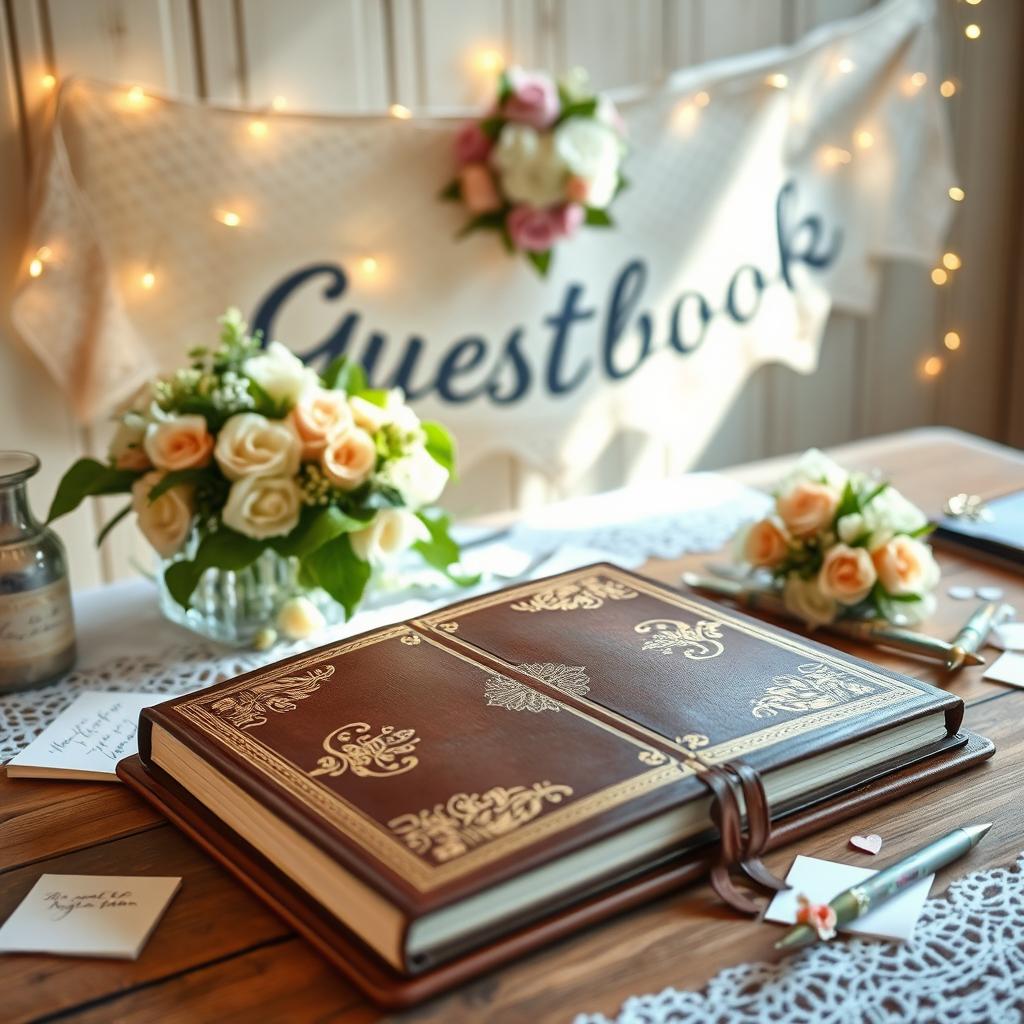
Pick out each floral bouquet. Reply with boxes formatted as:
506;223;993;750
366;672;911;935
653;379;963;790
48;309;467;641
442;65;627;276
734;449;939;627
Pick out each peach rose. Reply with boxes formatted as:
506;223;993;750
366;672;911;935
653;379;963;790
872;536;940;597
144;415;214;472
321;426;376;490
459;163;502;214
776;481;839;538
743;518;790;568
289;388;353;460
818;543;877;605
131;471;194;558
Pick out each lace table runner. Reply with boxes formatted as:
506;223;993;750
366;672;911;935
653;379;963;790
0;473;769;762
576;852;1024;1024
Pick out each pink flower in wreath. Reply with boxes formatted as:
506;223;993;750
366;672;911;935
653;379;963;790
453;121;493;166
553;202;584;238
459;163;502;213
504;68;560;129
506;203;584;252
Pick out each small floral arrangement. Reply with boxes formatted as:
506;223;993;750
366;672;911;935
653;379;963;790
442;65;627;276
734;449;939;627
48;309;467;624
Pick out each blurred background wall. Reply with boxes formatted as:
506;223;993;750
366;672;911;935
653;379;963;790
1;0;1022;588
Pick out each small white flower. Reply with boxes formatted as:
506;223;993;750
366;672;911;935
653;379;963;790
553;118;620;208
276;596;326;640
836;513;865;544
778;448;848;493
377;446;449;508
491;123;567;208
243;341;319;407
349;508;430;565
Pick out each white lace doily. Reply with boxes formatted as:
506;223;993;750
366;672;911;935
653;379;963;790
0;473;768;762
576;852;1024;1024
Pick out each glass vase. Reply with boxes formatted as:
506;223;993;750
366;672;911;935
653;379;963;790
156;546;345;647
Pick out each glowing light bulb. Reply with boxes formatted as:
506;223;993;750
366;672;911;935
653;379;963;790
36;245;53;261
127;85;146;106
248;119;268;138
854;129;874;149
836;57;855;74
389;103;412;119
41;73;56;90
694;90;710;108
965;0;982;5
944;331;961;351
931;268;948;285
942;252;962;270
216;209;241;227
940;79;957;98
910;71;928;88
141;270;156;290
474;49;503;74
673;101;699;133
922;356;944;378
271;95;287;112
821;146;852;168
765;73;789;89
965;23;981;39
28;258;43;278
359;256;379;276
949;185;965;201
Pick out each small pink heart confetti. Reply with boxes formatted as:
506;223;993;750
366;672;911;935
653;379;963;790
850;833;883;855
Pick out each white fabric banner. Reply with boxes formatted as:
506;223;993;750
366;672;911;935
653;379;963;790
12;0;952;481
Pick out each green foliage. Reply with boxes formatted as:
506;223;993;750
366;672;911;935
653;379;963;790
496;70;513;104
556;98;598;123
163;528;264;609
270;505;369;561
439;179;461;201
146;468;217;503
421;421;457;478
322;355;368;394
584;207;613;227
457;211;506;239
413;511;478;586
95;503;132;547
48;459;140;523
301;534;371;619
479;115;504;140
526;249;552;277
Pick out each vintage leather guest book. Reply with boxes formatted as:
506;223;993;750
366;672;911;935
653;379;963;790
119;564;993;1007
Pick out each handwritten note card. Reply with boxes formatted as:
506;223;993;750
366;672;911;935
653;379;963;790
6;691;162;781
0;874;181;959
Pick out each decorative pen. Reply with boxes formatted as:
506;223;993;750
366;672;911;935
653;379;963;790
775;822;993;951
945;600;1005;671
682;573;985;669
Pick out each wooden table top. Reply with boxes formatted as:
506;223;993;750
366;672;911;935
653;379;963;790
4;426;1024;1024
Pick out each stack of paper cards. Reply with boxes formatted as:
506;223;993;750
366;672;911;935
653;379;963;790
766;855;933;941
0;874;181;959
6;691;162;782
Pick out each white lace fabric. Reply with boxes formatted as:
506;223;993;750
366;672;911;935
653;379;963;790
0;473;769;762
575;853;1024;1024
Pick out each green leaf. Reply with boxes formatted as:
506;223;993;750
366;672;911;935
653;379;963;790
48;459;140;523
614;173;629;198
245;377;288;419
556;98;598;123
163;528;264;609
861;481;889;508
353;388;389;407
497;71;513;104
147;467;216;503
584;207;613;227
270;505;368;560
302;534;371;619
413;511;479;587
322;355;368;394
456;211;506;240
907;522;935;539
479;115;504;140
421;421;457;479
525;249;552;277
834;479;860;522
95;503;132;547
439;179;461;201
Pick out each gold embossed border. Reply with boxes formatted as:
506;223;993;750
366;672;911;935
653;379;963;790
172;624;691;891
415;566;925;763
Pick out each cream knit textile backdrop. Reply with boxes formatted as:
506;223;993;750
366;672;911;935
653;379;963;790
12;0;951;483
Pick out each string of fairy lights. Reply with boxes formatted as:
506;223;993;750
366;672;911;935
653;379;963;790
23;7;981;386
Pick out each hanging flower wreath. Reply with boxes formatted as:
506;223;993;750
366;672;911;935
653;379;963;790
441;67;628;277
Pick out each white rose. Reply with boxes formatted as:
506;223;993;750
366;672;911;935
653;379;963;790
491;123;566;207
144;414;214;472
553;118;620;208
321;426;376;490
778;447;848;493
214;412;300;481
131;471;194;558
222;475;302;540
110;411;150;471
350;508;430;565
884;592;936;626
783;574;838;627
836;513;866;545
289;387;353;460
243;341;319;407
276;596;326;640
861;486;929;547
377;446;449;508
349;390;420;435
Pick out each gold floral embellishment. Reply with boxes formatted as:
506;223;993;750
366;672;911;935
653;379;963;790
751;662;876;719
208;665;334;729
309;722;420;779
484;662;590;713
400;633;422;646
638;749;669;766
635;618;725;660
388;781;574;862
510;575;638;613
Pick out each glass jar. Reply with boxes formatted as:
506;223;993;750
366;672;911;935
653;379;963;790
0;452;76;691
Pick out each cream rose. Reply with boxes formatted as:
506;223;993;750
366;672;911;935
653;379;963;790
321;426;376;490
871;536;940;597
376;447;448;508
144;414;214;472
818;543;877;605
289;388;354;460
110;412;151;471
243;341;318;406
783;575;838;627
742;518;790;568
131;471;194;558
214;412;300;481
776;481;839;538
350;391;420;435
491;123;567;208
222;475;302;540
350;508;430;565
